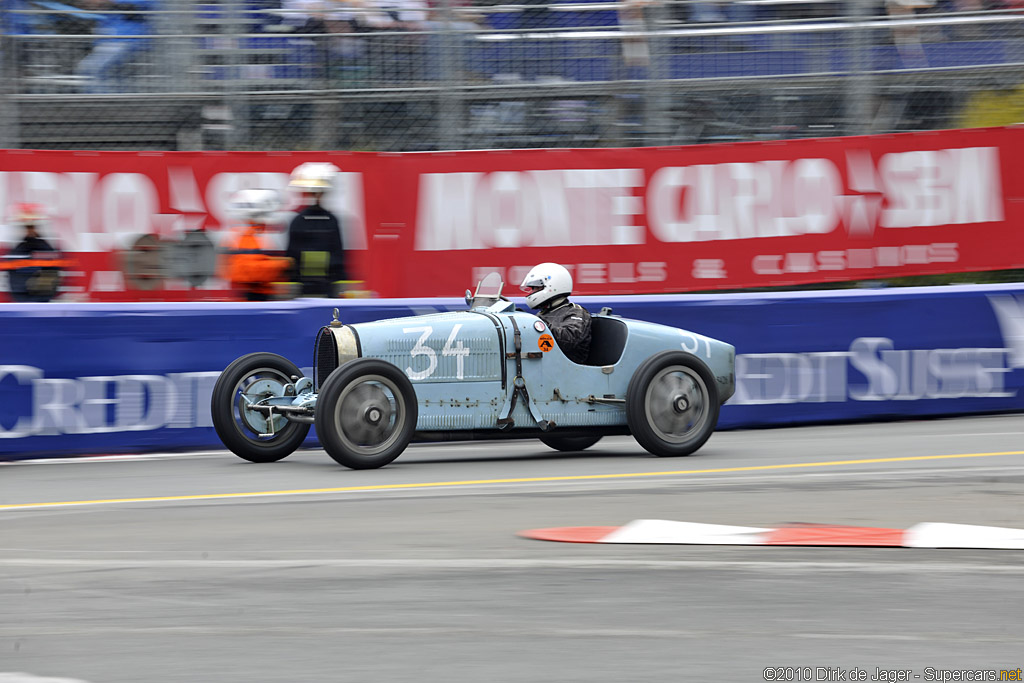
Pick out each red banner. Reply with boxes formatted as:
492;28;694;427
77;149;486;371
2;127;1023;301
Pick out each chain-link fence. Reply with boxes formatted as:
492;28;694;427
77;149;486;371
1;0;1023;151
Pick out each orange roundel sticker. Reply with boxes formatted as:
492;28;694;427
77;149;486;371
538;334;555;352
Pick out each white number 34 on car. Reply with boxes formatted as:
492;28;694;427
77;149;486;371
212;274;736;469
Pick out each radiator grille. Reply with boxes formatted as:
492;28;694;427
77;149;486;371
314;327;338;391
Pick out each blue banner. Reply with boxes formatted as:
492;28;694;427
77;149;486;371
2;285;1022;458
596;285;1024;429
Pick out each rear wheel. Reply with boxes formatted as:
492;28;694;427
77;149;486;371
539;435;603;452
314;359;418;470
211;353;310;463
626;351;719;457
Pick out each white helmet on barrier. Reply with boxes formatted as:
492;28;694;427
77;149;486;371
228;188;281;225
520;262;573;310
289;162;340;195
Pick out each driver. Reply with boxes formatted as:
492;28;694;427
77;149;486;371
520;262;592;364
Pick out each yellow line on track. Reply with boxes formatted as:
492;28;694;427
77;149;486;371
2;450;1023;511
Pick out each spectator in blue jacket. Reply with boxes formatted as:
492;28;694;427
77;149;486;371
1;0;40;36
75;0;155;93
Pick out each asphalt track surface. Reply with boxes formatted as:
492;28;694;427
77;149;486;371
2;414;1024;683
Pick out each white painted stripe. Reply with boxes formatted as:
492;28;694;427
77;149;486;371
920;432;1024;437
0;451;227;466
904;522;1024;549
602;519;771;545
0;674;93;683
3;628;1017;642
1;558;1023;573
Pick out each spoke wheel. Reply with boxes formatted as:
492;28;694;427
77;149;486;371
627;351;719;457
211;353;310;463
315;359;417;469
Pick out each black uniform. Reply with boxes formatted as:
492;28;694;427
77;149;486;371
6;234;60;302
285;203;348;297
11;235;55;257
539;296;592;364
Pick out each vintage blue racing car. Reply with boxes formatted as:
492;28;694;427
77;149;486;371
212;274;735;469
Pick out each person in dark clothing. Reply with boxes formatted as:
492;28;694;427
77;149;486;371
520;262;592;364
3;204;64;302
286;162;349;298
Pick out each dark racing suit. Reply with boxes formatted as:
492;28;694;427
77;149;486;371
539;296;592;364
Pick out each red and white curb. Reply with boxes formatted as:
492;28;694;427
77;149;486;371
519;520;1024;549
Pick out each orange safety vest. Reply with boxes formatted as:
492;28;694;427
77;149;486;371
0;254;74;271
220;225;291;298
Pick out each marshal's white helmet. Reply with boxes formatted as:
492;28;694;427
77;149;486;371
8;202;48;227
289;162;339;194
229;188;281;224
520;262;572;310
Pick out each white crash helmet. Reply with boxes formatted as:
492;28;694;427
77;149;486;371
228;188;281;224
520;262;573;309
289;162;339;195
8;202;48;227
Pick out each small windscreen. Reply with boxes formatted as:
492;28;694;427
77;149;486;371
474;272;504;299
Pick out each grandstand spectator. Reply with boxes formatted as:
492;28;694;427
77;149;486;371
664;0;757;52
280;0;368;83
361;0;429;30
422;0;481;80
618;0;650;74
2;0;41;36
74;0;155;93
281;0;429;31
886;0;935;66
280;0;442;82
352;0;431;83
1;0;42;77
3;0;103;78
951;0;986;39
281;0;359;32
516;0;550;30
669;0;756;24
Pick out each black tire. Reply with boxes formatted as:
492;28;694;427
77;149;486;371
626;351;719;457
539;435;603;452
211;352;311;463
314;358;418;470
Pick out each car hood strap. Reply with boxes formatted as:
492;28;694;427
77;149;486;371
497;317;550;430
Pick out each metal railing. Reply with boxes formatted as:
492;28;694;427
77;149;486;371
2;1;1022;150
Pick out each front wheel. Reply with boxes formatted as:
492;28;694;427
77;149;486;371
314;359;418;469
626;351;719;457
211;352;311;463
539;435;603;452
